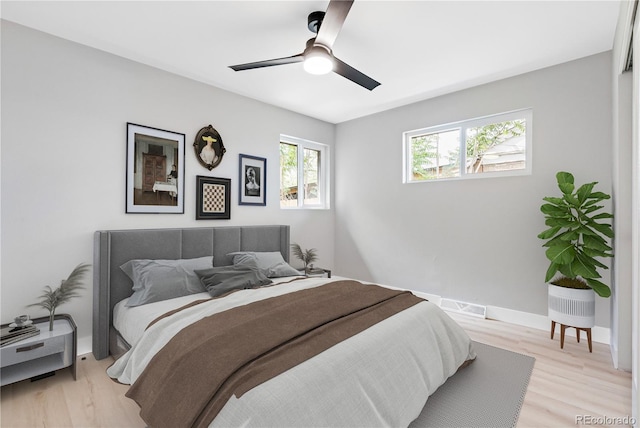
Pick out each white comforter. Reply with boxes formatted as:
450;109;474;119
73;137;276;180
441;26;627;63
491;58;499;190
108;276;475;427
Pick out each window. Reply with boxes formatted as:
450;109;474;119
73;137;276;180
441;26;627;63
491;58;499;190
403;109;532;182
280;135;329;209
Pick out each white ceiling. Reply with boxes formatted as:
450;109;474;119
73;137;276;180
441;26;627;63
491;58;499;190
1;1;622;124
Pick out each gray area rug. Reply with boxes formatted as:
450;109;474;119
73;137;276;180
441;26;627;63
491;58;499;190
410;341;535;428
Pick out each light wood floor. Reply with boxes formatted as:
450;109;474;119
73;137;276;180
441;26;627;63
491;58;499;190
0;313;632;427
449;313;633;427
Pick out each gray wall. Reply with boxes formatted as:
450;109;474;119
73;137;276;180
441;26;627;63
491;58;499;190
0;19;621;350
334;52;614;327
0;21;335;350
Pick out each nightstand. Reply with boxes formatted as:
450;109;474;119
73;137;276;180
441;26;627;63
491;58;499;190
306;267;332;278
0;314;77;386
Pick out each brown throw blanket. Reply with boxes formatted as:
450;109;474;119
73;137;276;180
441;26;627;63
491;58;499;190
126;280;423;428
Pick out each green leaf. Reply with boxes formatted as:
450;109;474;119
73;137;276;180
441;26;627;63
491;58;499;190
559;230;579;241
571;253;600;279
562;193;580;207
591;212;613;220
583;234;612;252
585;278;611;297
542;235;570;248
540;203;571;216
537;226;561;240
542;196;565;206
558;263;576;278
580;253;609;269
557;182;574;195
587;191;610;201
589;222;614;238
545;243;575;265
545;263;559;282
552;218;579;228
583;205;604;214
544;218;558;227
556;171;574;186
576;182;596;204
576;226;597;236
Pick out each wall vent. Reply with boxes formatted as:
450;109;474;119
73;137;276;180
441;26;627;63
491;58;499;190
440;298;487;319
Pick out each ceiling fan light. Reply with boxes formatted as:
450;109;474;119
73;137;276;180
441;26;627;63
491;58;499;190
304;47;333;75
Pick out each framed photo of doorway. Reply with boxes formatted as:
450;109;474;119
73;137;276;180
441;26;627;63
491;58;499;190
126;123;185;214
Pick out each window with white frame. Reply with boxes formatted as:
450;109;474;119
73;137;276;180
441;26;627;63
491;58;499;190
280;135;329;209
403;109;532;182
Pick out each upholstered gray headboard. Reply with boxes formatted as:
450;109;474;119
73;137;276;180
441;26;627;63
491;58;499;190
92;225;290;360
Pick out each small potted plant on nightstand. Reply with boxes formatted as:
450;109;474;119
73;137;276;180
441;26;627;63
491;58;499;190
291;243;318;276
28;264;90;331
538;172;613;350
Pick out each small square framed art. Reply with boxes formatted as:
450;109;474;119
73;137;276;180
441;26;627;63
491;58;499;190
196;176;231;220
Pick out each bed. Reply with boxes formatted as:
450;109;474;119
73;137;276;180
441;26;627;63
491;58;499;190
92;225;475;427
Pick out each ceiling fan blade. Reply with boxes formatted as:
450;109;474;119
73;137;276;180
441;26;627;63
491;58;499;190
333;57;381;91
229;53;304;71
315;0;354;49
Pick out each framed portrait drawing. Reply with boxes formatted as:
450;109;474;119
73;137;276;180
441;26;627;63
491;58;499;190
194;125;226;170
126;123;185;214
238;154;266;206
196;176;231;220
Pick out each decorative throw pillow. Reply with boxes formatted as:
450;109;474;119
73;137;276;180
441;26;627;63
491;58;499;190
195;265;273;298
227;251;301;278
121;256;213;307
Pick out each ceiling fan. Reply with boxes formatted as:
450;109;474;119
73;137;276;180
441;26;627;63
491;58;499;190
229;0;380;91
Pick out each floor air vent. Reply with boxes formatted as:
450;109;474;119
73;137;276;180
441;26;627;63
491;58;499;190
440;298;487;318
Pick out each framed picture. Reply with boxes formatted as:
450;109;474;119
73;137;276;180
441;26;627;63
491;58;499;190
196;176;231;220
238;154;266;206
194;125;226;170
126;123;185;214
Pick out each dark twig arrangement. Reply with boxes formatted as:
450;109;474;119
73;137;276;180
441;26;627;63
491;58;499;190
28;263;90;330
291;243;318;274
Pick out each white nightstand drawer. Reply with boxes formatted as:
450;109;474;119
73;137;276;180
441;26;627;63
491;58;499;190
1;334;66;367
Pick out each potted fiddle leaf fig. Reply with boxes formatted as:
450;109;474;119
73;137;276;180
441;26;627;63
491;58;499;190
538;171;613;328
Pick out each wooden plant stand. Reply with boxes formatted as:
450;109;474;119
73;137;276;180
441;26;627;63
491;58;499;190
550;321;592;353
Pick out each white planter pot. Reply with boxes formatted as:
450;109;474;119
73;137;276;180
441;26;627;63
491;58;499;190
548;284;595;328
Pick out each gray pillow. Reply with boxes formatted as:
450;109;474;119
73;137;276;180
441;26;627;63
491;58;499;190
195;265;273;298
121;256;213;307
227;251;301;278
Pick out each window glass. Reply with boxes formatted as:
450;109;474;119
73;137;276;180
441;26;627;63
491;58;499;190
280;136;329;209
410;129;460;180
303;148;320;205
279;143;298;207
465;119;526;175
404;109;532;182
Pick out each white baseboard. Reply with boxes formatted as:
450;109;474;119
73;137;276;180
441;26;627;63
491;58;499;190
485;304;610;345
391;283;611;345
78;336;92;357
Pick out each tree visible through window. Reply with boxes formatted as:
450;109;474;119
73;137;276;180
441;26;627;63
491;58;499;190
280;136;328;208
280;143;298;206
404;109;532;182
